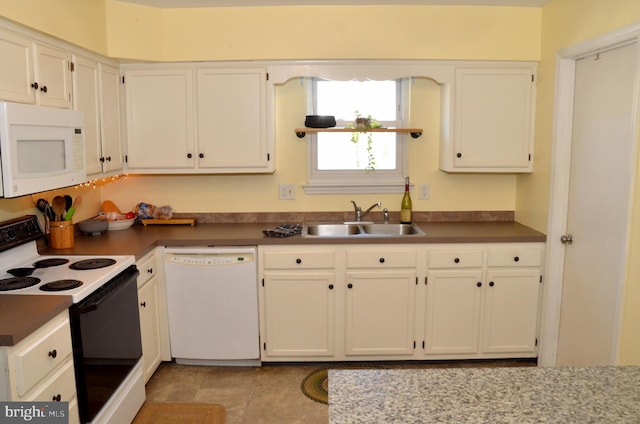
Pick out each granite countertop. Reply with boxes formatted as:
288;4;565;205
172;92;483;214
329;366;640;423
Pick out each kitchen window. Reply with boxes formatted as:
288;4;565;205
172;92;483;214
304;78;409;194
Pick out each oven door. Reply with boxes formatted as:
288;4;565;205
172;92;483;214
69;265;142;423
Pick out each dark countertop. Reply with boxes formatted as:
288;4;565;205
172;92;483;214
3;220;545;347
0;295;73;346
40;220;546;260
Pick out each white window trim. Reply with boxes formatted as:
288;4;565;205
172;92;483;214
303;78;410;194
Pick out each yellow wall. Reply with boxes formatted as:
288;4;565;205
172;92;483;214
515;0;640;364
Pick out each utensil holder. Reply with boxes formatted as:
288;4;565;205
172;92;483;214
49;220;74;249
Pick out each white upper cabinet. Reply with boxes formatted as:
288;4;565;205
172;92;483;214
196;67;270;171
73;56;124;176
124;67;195;170
440;66;536;173
0;28;72;108
123;64;272;174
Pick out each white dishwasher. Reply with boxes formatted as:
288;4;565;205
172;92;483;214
163;246;260;365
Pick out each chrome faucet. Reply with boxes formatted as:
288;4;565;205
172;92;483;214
350;201;381;222
383;208;390;224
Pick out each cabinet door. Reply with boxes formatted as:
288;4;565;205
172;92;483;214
444;67;534;172
196;67;269;171
138;277;161;382
33;42;72;108
345;270;416;356
73;55;102;175
262;272;335;357
0;29;35;103
99;63;123;173
124;68;194;169
424;270;483;355
482;269;540;354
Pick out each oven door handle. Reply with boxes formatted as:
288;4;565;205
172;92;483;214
75;265;139;315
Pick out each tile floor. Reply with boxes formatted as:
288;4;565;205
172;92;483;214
143;359;536;424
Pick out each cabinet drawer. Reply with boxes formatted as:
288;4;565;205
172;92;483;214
263;250;334;269
346;250;417;268
11;311;73;397
487;248;543;267
428;250;483;268
26;359;76;402
137;250;158;286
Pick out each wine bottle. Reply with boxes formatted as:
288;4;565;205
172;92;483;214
400;176;412;224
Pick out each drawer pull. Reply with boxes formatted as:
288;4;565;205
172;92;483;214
489;281;495;287
454;257;460;263
514;256;520;262
140;301;147;307
477;282;482;287
296;258;302;264
379;257;385;263
48;349;57;359
328;284;334;290
147;268;153;274
347;283;353;289
52;394;62;402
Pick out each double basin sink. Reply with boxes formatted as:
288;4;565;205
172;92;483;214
302;222;425;238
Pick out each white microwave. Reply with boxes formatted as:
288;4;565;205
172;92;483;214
0;101;86;198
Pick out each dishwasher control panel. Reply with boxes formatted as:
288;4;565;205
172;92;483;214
165;253;254;266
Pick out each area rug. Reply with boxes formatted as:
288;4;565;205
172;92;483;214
132;402;226;424
301;364;382;405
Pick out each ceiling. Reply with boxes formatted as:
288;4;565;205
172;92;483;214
117;0;550;8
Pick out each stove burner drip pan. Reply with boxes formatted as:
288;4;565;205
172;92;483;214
70;258;116;270
40;279;83;291
0;277;41;291
33;258;70;268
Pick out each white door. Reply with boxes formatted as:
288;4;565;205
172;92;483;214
556;42;637;365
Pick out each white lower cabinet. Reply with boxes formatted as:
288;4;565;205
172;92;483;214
0;310;79;424
260;247;336;359
258;242;543;362
137;249;170;382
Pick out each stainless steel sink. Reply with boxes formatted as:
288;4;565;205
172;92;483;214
361;223;424;236
303;223;362;237
302;223;424;237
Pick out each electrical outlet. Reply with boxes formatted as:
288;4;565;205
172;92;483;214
419;184;430;200
278;184;296;200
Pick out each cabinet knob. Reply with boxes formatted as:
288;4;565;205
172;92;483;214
489;281;495;287
40;85;48;93
514;256;520;262
454;257;460;263
199;153;204;158
296;258;302;264
147;268;153;274
52;394;62;402
140;301;147;307
477;282;482;287
379;257;385;263
106;156;111;162
48;349;57;359
31;82;39;89
99;157;105;162
456;152;462;158
328;284;334;290
187;153;193;158
348;283;353;289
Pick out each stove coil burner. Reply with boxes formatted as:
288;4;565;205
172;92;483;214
40;279;83;292
0;277;41;291
33;258;70;268
69;258;117;270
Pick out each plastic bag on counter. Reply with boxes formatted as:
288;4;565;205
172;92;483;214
135;203;173;220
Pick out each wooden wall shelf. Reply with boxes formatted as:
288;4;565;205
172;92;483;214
295;127;423;139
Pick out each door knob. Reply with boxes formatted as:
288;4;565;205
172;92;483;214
560;234;573;244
